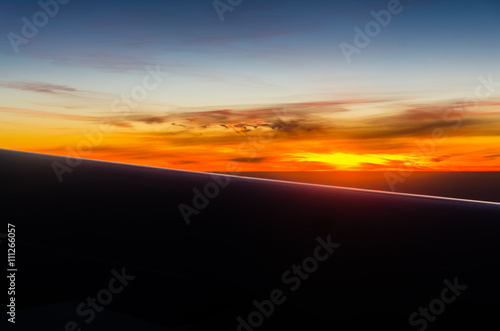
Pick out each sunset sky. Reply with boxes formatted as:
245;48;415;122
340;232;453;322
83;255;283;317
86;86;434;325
1;0;500;172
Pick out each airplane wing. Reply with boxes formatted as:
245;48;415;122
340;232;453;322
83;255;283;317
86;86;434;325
1;148;499;330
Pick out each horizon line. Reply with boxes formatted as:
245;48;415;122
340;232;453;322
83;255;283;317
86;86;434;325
2;148;500;208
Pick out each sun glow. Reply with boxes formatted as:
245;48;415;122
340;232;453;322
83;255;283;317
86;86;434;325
284;152;425;170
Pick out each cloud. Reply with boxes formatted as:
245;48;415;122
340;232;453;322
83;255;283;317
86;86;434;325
136;116;170;125
94;98;500;154
0;107;98;121
171;160;198;164
431;155;455;163
0;81;77;94
230;157;267;163
14;96;500;173
485;154;500;159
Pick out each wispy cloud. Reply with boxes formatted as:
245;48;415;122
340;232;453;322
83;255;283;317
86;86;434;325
0;81;77;94
6;97;500;172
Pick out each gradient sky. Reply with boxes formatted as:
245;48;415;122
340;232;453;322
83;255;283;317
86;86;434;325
1;0;500;172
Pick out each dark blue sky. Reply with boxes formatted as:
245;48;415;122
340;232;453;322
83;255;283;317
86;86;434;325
1;0;500;107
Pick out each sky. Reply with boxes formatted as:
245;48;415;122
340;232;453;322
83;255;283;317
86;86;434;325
1;0;500;172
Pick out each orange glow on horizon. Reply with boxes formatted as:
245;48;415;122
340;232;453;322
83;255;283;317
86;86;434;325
2;99;500;173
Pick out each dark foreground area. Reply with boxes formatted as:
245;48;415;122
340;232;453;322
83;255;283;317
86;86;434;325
1;149;500;330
